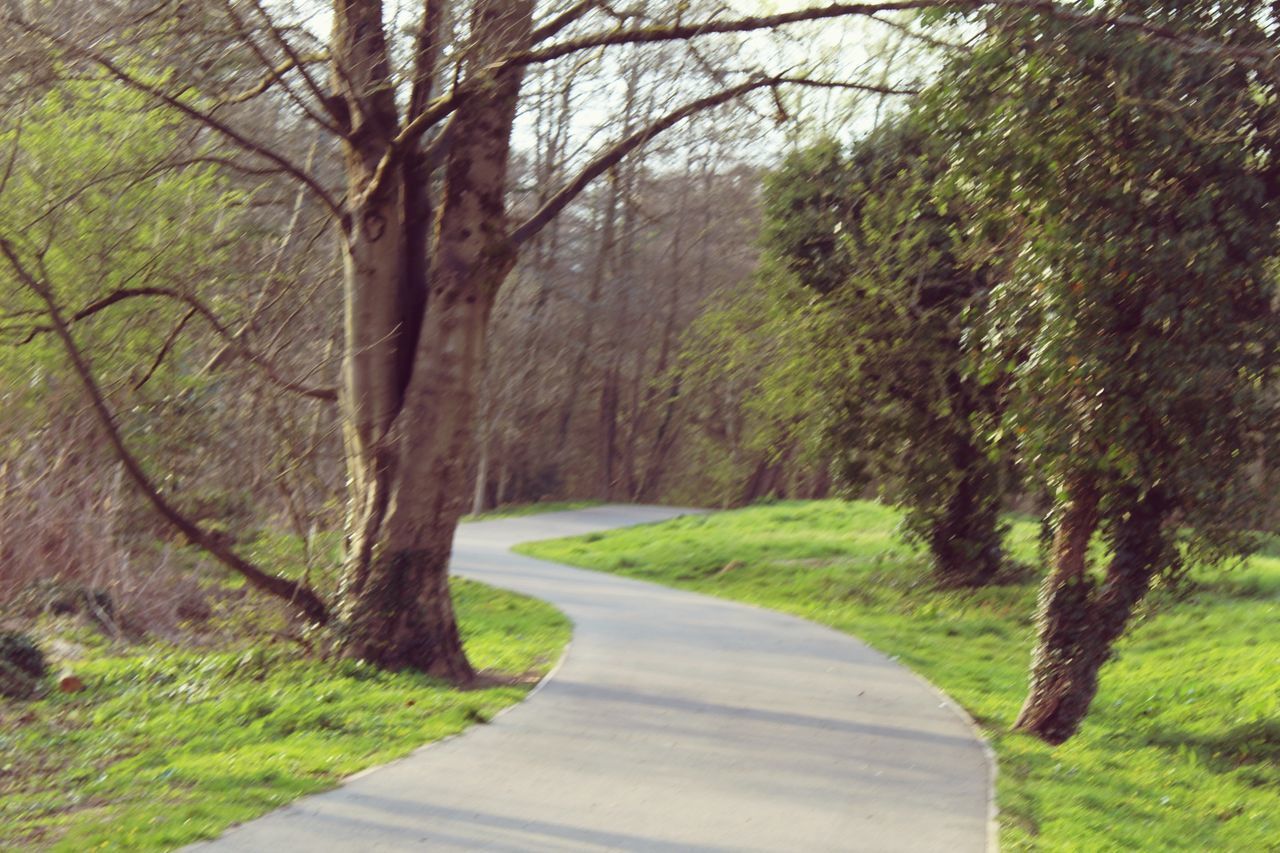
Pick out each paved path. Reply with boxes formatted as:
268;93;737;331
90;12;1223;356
197;505;993;852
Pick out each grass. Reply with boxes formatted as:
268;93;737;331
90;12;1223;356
461;500;602;523
0;578;570;851
518;500;1279;852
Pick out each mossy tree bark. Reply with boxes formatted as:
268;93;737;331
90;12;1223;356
927;376;1005;587
1014;475;1171;743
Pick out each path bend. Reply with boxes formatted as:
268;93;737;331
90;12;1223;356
198;505;994;852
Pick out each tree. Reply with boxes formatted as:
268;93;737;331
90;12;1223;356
0;80;266;610
671;251;841;506
761;115;1012;586
937;0;1280;742
0;0;928;679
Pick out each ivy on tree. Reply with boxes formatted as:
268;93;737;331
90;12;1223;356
937;0;1280;743
761;114;1013;588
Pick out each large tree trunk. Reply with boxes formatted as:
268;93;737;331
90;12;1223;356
331;0;413;617
332;0;534;680
339;288;497;679
1014;478;1170;743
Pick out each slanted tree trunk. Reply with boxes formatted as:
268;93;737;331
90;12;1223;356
1014;477;1171;743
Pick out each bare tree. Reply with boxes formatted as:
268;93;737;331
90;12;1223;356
0;0;962;679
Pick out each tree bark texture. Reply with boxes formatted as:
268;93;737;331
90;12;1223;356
1014;476;1171;743
332;0;534;679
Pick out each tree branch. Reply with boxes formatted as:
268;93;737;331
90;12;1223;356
394;1;946;149
510;75;913;247
531;0;602;43
217;0;346;136
508;1;967;69
133;307;197;390
397;0;1280;153
16;286;338;402
4;14;344;220
0;238;331;625
776;76;920;96
244;0;344;127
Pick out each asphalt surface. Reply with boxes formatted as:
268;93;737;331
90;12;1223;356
195;505;994;852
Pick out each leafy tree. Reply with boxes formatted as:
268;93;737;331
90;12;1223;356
671;254;843;506
937;1;1280;742
760;116;1012;586
0;82;233;386
0;79;244;485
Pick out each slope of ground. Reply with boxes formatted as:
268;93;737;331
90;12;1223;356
519;500;1279;851
197;505;991;852
0;578;569;851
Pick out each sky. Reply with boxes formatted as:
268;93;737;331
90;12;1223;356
287;1;925;162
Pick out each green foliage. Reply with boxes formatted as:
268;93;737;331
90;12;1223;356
669;255;843;504
521;501;1280;851
805;117;1012;584
935;2;1280;568
696;117;1014;581
0;77;272;539
761;139;856;296
0;578;570;850
0;80;238;398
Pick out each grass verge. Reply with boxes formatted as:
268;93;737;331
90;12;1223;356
462;500;602;523
0;578;570;851
517;500;1278;852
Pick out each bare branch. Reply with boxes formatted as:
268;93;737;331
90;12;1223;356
218;0;346;136
133;307;197;390
775;76;920;96
16;286;338;402
510;75;914;247
407;0;447;124
0;237;331;625
869;12;976;53
244;0;344;126
508;1;964;69
4;13;344;220
215;56;310;107
531;0;601;43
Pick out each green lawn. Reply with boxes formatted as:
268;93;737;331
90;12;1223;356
0;578;570;851
518;500;1279;852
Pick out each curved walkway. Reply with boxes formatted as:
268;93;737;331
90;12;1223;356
198;505;994;852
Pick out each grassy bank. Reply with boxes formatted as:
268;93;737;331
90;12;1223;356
519;500;1278;851
462;500;602;522
0;578;570;851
